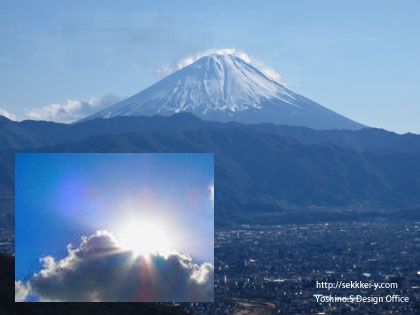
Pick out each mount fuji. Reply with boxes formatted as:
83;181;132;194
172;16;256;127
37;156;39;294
80;53;365;130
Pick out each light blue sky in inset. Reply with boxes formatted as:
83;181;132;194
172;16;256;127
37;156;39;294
1;1;419;133
15;153;214;281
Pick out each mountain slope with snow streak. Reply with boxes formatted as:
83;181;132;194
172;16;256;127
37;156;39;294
80;54;364;130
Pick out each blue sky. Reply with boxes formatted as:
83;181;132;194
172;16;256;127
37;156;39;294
1;1;419;133
15;153;214;284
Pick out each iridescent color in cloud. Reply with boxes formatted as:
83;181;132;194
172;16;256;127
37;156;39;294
15;153;214;302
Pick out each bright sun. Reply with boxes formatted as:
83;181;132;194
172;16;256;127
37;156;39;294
116;221;173;256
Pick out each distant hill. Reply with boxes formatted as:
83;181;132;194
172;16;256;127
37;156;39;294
0;113;418;153
37;128;420;215
0;113;419;225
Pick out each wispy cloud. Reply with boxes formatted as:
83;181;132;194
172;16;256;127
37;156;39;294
0;108;17;121
154;48;286;85
26;94;122;123
346;32;380;41
20;230;213;302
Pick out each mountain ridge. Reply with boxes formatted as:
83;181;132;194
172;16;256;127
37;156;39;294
0;113;418;153
24;128;420;223
0;113;419;226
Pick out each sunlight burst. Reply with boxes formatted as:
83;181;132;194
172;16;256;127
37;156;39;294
116;220;173;256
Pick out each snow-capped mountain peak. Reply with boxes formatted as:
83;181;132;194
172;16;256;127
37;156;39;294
80;52;364;130
157;53;295;114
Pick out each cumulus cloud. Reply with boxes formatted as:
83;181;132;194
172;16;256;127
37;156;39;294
26;94;122;123
15;281;30;302
26;230;213;302
155;48;286;85
0;108;16;121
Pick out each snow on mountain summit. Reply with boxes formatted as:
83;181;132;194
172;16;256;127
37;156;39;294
93;54;291;116
80;52;365;130
163;54;296;113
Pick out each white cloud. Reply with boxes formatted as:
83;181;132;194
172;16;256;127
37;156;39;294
155;48;286;85
27;230;213;302
26;94;122;123
15;281;30;302
0;108;16;121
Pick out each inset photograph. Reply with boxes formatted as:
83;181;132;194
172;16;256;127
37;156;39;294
15;153;214;302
